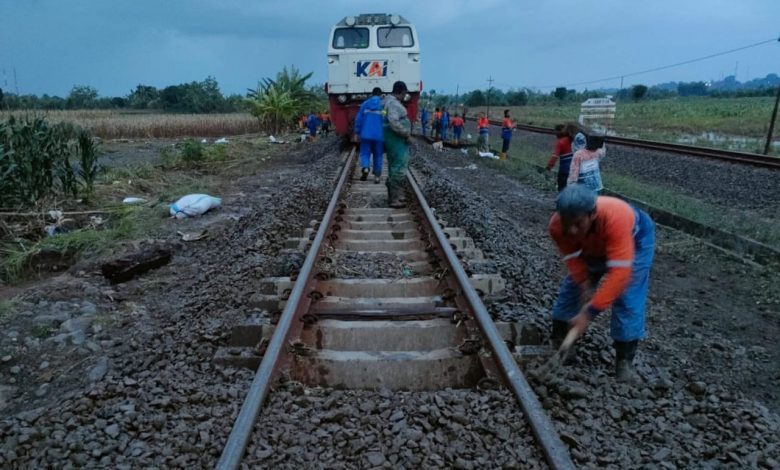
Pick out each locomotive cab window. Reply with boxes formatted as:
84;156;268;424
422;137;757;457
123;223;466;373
377;27;414;48
332;27;369;49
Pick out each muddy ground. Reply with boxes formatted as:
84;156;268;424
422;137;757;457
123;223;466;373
411;140;780;467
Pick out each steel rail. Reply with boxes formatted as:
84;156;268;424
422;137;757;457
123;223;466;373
406;171;575;470
474;118;780;169
512;122;780;169
216;149;355;470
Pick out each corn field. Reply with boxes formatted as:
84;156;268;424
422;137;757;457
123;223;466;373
0;110;260;139
0;116;100;207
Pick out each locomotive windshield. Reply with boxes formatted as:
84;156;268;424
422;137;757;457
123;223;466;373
377;27;414;48
332;27;369;49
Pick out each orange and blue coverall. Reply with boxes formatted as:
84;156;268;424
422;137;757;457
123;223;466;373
548;197;655;341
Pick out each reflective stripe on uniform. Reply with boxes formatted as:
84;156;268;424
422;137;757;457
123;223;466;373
562;250;582;261
606;260;633;268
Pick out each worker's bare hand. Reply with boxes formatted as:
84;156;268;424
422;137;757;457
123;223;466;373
569;311;591;338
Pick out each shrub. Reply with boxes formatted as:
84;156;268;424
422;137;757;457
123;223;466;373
180;139;205;163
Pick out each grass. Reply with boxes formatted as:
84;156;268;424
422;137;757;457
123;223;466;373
0;204;165;283
483;140;780;248
0;135;273;284
0;300;15;321
0;110;260;139
479;97;779;155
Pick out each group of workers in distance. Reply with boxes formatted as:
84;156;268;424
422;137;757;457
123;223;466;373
419;106;467;146
349;82;653;382
419;107;517;160
300;111;331;140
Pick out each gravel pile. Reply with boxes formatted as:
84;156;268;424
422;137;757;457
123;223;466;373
410;140;780;468
0;139;343;468
246;383;547;469
512;130;780;215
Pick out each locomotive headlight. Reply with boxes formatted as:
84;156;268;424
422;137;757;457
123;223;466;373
390;15;400;25
345;16;356;26
337;95;347;103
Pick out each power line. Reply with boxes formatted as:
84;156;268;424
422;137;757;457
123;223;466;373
527;36;780;90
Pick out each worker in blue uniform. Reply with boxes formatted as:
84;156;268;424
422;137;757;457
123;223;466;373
306;111;320;141
420;107;429;137
440;106;450;142
354;87;385;183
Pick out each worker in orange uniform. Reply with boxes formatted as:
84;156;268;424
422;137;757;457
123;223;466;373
320;111;331;136
450;113;465;146
432;107;442;140
476;112;490;152
500;109;515;160
548;184;655;382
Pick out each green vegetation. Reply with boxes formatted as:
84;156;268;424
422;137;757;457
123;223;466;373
30;324;53;339
0;115;100;206
2;77;247;113
0;205;163;283
0;300;15;321
247;66;326;134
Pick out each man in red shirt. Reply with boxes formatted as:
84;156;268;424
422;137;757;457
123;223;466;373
548;184;655;382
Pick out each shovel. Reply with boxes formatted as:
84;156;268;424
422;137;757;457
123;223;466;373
533;327;579;381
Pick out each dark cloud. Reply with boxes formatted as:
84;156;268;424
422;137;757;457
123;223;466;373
0;0;778;97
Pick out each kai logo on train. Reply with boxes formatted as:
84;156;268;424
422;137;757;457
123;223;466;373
355;60;388;77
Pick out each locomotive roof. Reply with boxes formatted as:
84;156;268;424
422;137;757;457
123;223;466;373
336;14;411;26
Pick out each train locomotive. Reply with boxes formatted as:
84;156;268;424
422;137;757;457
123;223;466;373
325;14;422;137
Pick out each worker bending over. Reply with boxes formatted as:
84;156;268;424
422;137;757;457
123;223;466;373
548;184;655;382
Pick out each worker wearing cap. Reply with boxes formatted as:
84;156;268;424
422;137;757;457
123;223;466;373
354;87;385;183
548;184;655;382
382;81;412;208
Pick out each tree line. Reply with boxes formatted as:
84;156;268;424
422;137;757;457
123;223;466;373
423;74;780;108
0;77;247;113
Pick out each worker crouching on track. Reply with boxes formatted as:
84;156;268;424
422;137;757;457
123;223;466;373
383;81;412;208
354;87;385;183
548;184;655;382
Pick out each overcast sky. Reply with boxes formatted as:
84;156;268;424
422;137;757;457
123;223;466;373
1;0;778;97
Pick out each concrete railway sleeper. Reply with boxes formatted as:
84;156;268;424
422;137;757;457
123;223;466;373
215;148;575;469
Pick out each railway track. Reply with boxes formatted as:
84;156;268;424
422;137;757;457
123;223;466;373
477;119;780;169
213;148;575;469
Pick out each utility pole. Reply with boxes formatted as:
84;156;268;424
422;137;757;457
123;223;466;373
764;37;780;155
486;76;494;119
764;81;780;155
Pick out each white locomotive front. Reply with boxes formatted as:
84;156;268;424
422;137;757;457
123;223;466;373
326;13;422;136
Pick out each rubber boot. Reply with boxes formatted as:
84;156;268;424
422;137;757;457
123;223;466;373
360;168;369;181
551;320;577;364
614;340;639;383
